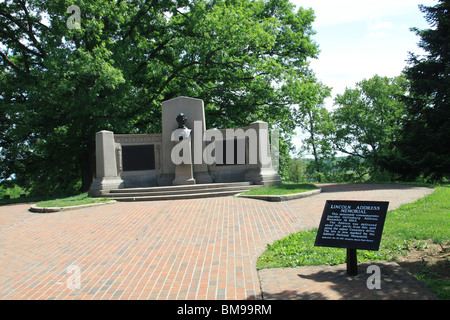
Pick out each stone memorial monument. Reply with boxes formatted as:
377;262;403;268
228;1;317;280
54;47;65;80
89;96;281;197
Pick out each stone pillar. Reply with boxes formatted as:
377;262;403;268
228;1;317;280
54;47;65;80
244;121;281;186
95;130;118;177
88;130;124;196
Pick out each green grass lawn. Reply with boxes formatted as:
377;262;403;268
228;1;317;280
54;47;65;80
0;184;27;198
35;193;110;208
0;185;48;206
257;185;450;299
239;183;319;196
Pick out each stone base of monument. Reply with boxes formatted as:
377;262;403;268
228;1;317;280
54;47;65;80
173;176;196;186
173;164;196;186
172;178;196;185
88;176;124;197
98;182;262;201
244;167;282;187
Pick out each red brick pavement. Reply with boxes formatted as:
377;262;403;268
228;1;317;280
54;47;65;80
0;184;435;300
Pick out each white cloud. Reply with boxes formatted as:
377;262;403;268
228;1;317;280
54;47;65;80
368;21;393;31
400;23;410;30
365;19;393;38
363;31;388;39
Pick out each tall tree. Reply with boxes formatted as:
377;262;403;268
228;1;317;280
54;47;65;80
332;75;408;181
386;0;450;182
0;0;320;194
291;77;333;180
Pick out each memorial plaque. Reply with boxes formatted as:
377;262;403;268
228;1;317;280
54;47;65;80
122;145;155;171
314;200;389;251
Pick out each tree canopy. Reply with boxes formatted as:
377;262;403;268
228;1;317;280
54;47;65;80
297;1;449;184
384;0;450;182
0;0;322;194
332;75;408;180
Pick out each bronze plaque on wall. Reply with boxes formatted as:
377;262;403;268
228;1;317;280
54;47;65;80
122;145;155;171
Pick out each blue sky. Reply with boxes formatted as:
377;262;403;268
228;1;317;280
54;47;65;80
290;0;437;155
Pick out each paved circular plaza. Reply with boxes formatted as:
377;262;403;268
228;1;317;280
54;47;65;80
0;184;438;300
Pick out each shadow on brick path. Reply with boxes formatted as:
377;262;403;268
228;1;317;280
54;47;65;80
255;261;439;300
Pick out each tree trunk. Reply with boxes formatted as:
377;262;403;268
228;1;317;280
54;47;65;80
80;143;96;193
308;113;321;181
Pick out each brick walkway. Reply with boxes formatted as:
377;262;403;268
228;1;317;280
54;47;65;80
0;184;437;300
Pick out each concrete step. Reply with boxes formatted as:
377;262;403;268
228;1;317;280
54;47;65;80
104;185;261;198
101;182;262;201
108;190;250;202
106;182;253;194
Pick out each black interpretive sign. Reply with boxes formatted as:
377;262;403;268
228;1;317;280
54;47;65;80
314;200;389;251
122;145;155;172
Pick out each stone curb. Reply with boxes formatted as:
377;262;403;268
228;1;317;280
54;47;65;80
29;200;117;213
237;188;322;202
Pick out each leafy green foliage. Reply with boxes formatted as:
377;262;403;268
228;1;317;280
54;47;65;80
386;0;450;182
0;184;27;199
331;75;408;181
0;0;321;194
294;79;333;180
294;1;449;184
284;157;307;183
